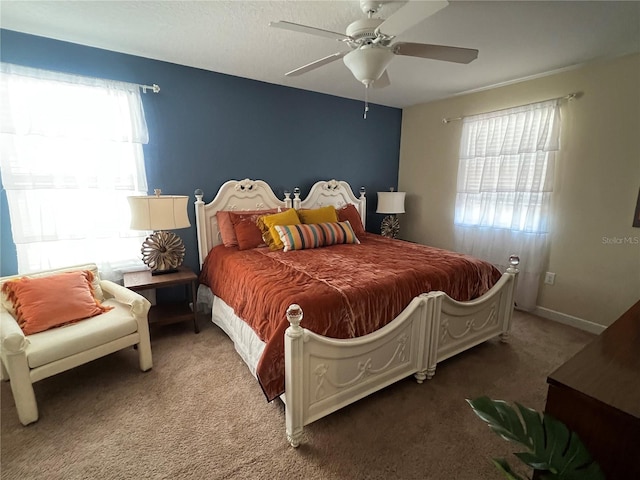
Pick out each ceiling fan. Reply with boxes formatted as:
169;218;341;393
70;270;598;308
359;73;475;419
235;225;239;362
270;0;479;90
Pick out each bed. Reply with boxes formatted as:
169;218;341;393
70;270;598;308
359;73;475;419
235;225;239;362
194;178;519;447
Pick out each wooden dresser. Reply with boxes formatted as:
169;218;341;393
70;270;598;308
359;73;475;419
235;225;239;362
544;300;640;480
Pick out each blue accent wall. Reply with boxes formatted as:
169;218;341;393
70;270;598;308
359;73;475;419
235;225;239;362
0;29;402;276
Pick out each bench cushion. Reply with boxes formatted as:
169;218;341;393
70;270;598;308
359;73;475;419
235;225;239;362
25;299;138;369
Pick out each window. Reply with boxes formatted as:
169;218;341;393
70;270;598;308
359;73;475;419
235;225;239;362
0;63;150;279
454;99;560;310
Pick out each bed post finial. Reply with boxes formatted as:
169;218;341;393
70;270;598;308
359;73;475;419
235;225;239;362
507;255;520;273
293;188;301;210
286;304;304;338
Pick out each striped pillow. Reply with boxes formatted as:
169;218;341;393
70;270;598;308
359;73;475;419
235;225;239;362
274;221;360;252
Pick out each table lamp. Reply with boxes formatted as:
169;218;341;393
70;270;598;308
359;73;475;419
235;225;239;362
128;189;191;275
376;188;406;239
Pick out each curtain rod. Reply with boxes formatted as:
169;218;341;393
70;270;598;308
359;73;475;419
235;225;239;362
2;62;161;94
139;83;160;94
441;92;580;124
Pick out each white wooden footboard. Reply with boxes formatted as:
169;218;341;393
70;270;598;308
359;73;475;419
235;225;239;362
425;256;520;378
283;297;433;448
283;256;519;447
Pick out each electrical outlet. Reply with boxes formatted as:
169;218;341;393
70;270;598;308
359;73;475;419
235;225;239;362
544;272;556;285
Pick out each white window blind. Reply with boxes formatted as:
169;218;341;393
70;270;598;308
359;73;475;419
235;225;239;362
0;63;150;279
454;99;560;310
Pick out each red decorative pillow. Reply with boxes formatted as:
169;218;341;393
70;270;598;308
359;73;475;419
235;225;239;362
217;209;278;247
1;270;113;335
229;211;271;250
216;211;237;247
337;204;366;237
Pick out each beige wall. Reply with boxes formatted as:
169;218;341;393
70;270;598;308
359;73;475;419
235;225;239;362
398;53;640;327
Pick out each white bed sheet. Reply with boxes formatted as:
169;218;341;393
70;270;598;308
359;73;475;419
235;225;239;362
197;284;265;379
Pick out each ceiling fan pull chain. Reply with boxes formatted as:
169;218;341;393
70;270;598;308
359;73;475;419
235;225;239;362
363;83;370;119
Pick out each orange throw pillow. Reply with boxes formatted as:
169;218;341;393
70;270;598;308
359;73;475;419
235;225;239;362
229;211;270;250
217;209;279;247
337;204;366;237
1;270;113;335
216;211;238;247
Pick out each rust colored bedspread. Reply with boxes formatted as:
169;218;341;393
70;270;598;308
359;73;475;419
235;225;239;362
200;233;501;401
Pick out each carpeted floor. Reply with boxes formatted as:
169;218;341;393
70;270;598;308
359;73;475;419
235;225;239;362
0;310;594;480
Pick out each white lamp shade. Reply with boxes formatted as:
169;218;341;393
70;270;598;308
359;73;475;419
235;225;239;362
343;46;394;85
128;195;191;231
376;191;406;214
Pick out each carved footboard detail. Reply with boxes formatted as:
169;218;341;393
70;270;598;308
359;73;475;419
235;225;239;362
435;300;501;360
313;333;409;402
284;297;431;448
283;257;518;448
425;256;519;378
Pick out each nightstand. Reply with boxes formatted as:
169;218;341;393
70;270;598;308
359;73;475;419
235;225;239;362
123;266;199;334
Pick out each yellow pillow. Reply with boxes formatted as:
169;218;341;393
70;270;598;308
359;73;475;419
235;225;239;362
257;208;301;250
297;206;338;224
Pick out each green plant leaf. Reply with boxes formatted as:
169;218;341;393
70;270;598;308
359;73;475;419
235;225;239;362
466;397;526;445
492;400;527;445
566;461;606;480
466;396;504;425
538;472;564;480
468;397;606;480
491;458;528;480
558;431;594;476
514;451;552;471
516;403;545;453
542;413;570;467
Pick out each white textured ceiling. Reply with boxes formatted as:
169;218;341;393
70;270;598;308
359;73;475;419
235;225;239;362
1;0;639;108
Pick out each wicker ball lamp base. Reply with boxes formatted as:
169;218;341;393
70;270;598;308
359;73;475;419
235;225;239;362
380;215;400;239
141;230;186;275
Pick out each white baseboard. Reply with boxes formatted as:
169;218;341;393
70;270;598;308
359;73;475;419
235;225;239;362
532;306;606;334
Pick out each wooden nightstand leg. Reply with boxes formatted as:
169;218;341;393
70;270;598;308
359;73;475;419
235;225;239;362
191;279;200;334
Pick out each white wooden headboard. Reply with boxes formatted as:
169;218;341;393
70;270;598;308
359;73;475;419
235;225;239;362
194;178;367;267
299;179;367;228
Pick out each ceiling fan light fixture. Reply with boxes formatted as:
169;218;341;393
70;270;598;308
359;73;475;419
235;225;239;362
345;18;384;41
343;46;394;86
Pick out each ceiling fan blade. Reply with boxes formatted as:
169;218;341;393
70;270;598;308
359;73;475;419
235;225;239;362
285;52;347;77
394;42;479;64
270;20;352;41
373;70;391;89
376;0;449;38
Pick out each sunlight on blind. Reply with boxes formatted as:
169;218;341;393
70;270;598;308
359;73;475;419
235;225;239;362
455;100;559;233
0;63;150;279
453;99;561;311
